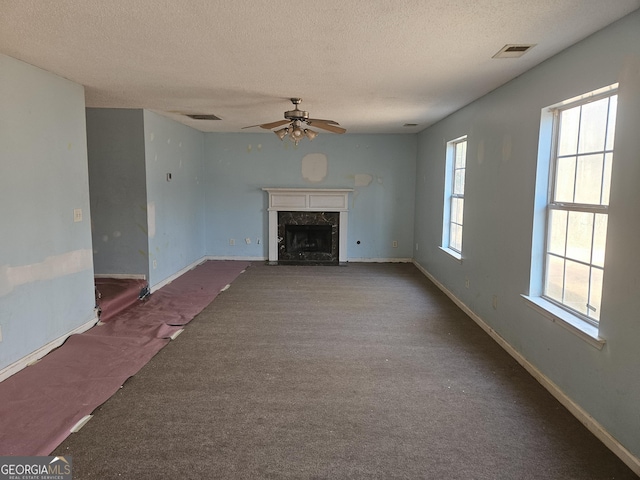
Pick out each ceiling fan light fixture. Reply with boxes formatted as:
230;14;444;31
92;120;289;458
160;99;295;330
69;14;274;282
289;124;305;145
275;127;289;140
304;129;318;140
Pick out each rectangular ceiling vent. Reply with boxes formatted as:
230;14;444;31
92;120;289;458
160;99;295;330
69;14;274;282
493;44;536;59
184;114;222;121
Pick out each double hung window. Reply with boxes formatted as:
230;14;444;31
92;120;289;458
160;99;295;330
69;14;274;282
543;91;617;324
443;137;467;257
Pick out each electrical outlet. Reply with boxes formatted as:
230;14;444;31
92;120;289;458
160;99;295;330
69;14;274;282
153;259;157;269
73;208;83;222
245;238;251;244
392;240;398;248
492;295;498;310
257;238;261;245
229;238;235;246
465;278;470;289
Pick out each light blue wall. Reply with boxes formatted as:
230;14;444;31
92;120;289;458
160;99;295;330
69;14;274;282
143;111;206;287
0;54;95;370
204;133;417;260
413;11;640;459
86;108;149;277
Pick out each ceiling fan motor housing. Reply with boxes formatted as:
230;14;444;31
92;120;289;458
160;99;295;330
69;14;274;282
284;109;309;121
284;97;309;122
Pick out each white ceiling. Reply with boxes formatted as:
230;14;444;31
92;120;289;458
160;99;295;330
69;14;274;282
1;1;639;134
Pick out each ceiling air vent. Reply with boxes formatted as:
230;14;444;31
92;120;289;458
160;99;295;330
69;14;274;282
493;44;536;59
184;114;222;121
403;123;418;127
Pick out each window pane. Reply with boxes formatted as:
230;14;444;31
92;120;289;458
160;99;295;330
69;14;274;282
602;153;613;205
605;96;617;151
574;154;604;205
566;211;593;264
558;107;580;156
554;156;576;202
455;224;463;251
451;197;459;224
545;255;564;302
454;168;465;194
588;267;604;321
455;141;467;168
449;223;462;252
548;209;567;256
456;198;464;226
564;259;590;315
578;98;609;154
592;213;608;268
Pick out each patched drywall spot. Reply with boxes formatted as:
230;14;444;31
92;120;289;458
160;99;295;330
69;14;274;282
149;132;155;142
148;202;156;238
0;249;93;296
354;174;373;187
113;231;122;238
257;144;262;151
167;138;171;144
154;154;158;162
302;153;328;183
477;139;485;165
247;144;252;153
502;135;512;162
179;142;183;147
377;176;383;185
102;235;109;242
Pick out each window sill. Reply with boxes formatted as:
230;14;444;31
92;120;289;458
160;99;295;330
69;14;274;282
521;295;605;350
439;246;462;263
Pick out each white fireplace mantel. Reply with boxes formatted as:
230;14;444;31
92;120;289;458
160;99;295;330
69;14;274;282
262;188;353;263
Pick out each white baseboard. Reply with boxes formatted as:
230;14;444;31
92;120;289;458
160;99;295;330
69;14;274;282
94;274;146;280
0;312;99;383
203;256;414;264
412;260;640;476
348;257;413;263
204;255;266;262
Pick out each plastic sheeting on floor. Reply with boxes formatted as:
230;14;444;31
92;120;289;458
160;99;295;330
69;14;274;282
0;260;250;456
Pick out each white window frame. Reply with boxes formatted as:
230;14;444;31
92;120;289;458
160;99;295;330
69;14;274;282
524;84;617;347
441;136;467;260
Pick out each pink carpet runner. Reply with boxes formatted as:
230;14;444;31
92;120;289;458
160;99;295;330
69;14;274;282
94;277;148;323
0;260;250;456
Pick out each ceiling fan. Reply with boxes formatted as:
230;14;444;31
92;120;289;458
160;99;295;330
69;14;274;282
243;98;346;144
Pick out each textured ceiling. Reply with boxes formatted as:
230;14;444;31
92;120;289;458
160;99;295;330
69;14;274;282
1;0;639;134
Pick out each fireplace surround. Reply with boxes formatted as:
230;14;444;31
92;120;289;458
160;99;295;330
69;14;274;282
263;188;352;264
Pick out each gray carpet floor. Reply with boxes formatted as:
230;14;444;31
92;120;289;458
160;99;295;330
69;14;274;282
54;263;637;479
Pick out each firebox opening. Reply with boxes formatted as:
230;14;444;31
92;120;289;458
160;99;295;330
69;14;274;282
285;225;333;254
276;211;340;265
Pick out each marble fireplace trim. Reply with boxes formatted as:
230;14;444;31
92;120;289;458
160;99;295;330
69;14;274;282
262;188;353;263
